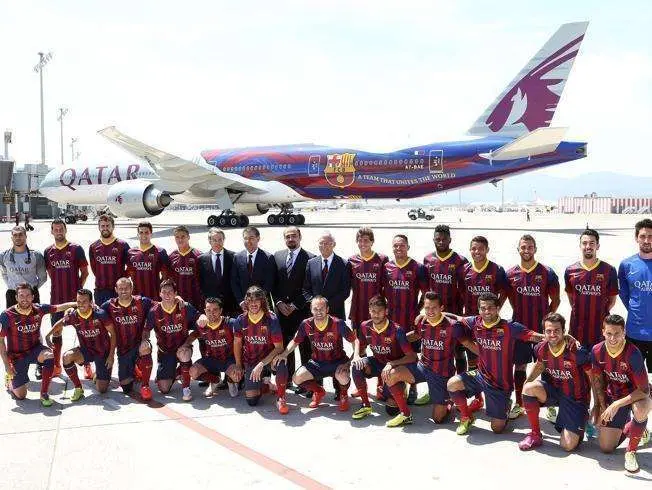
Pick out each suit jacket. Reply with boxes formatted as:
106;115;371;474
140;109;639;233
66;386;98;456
198;249;238;315
302;253;350;319
272;248;315;312
230;248;276;304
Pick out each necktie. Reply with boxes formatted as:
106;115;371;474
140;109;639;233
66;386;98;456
248;254;253;278
214;253;222;279
286;250;294;276
321;259;329;282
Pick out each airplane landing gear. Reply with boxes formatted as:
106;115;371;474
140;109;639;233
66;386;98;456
207;211;249;228
267;213;304;226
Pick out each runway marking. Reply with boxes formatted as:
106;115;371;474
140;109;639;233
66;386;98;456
140;396;331;490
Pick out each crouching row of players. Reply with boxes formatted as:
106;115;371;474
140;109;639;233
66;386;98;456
1;281;650;473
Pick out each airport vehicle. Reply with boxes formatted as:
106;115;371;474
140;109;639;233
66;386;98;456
407;208;434;221
38;22;589;227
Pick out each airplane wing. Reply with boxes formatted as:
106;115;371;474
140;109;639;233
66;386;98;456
97;126;268;194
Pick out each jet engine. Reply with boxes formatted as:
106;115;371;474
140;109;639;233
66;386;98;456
106;180;173;218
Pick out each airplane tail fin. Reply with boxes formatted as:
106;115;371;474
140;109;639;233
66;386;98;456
467;21;588;138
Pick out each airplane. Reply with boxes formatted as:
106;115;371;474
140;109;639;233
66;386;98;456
39;21;589;227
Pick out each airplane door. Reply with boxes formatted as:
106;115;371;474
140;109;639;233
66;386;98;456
429;150;443;173
308;155;321;176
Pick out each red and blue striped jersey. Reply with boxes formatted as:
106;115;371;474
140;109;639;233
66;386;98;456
44;242;88;303
65;308;112;358
233;312;282;366
564;261;618;347
101;296;153;355
460;316;538;392
88;238;130;290
461;260;508;315
126;245;169;300
382;259;427;330
534;341;591;403
591;341;649;401
168;248;204;310
358;319;413;365
423;251;468;314
145;301;199;354
412;315;466;377
294;315;356;362
0;304;56;360
347;253;388;325
506;262;560;332
196;317;235;361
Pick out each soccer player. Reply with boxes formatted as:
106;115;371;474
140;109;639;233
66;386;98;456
100;277;153;397
233;286;288;414
44;219;90;379
274;296;355;411
142;279;204;401
88;215;130;306
385;291;477;427
447;292;546;435
126;221;169;300
346;226;387;398
590;314;652;473
382;234;426;403
423;225;468;376
168;225;203;310
186;297;242;398
45;289;117;402
518;313;590;452
0;283;75;406
618;218;652;371
351;295;417;421
506;234;560;419
564;228;618;349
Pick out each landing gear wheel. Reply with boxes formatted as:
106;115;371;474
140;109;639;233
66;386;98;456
239;215;249;227
228;216;239;227
80;214;88;221
297;214;305;225
277;215;286;225
207;215;218;227
287;215;297;225
218;216;228;227
64;216;76;225
267;214;277;225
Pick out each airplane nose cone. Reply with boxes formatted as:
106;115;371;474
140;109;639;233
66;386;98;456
38;169;56;198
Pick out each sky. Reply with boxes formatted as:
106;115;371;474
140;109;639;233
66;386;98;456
1;0;651;179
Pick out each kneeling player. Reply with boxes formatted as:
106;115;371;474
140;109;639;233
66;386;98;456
518;313;590;452
274;296;355;411
590;315;652;473
46;289;117;402
1;283;76;406
385;291;477;427
351;295;417;422
233;286;288;414
187;297;242;398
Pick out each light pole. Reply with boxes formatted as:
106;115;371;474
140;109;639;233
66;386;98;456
70;137;79;162
57;107;68;166
34;52;53;166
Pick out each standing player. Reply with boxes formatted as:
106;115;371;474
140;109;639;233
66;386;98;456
346;227;387;398
44;219;91;379
186;297;242;398
506;234;560;419
89;215;130;306
518;313;590;452
618;219;652;371
590;315;651;473
45;289;117;402
274;296;355;411
168;226;203;310
100;277;153;397
126;221;169;300
233;286;288;414
1;283;75;406
447;293;546;435
350;295;417;421
386;291;478;427
382;234;426;404
142;279;203;401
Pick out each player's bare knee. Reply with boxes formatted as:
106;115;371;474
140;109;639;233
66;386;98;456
189;365;201;379
62;351;75;365
491;420;506;433
632;400;651;421
13;388;27;400
335;371;350;385
447;376;462;392
157;381;172;394
138;342;151;356
96;382;109;393
39;350;54;362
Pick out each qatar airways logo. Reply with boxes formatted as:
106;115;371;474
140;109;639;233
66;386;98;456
95;256;118;265
477;338;502;350
132;262;153;271
575;284;601;296
547;368;573;380
174;266;194;276
115;315;139;325
160;323;183;334
467;285;491;295
245;335;268;345
516;285;541;296
605;370;630;383
355;272;378;282
388;279;410;290
422;339;444;350
50;259;71;269
59;164;140;191
430;273;452;284
371;344;391;355
206;338;227;348
634;280;652;292
79;328;101;338
313;341;335;351
16;323;40;333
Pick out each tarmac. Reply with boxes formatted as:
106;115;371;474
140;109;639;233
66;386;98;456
1;208;650;490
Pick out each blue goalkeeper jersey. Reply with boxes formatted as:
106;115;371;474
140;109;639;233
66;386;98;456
618;254;652;341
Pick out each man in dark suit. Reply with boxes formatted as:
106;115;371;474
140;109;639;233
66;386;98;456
231;226;276;310
198;228;238;316
272;226;315;390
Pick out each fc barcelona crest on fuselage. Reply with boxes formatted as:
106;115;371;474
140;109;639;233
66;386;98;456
325;153;356;188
